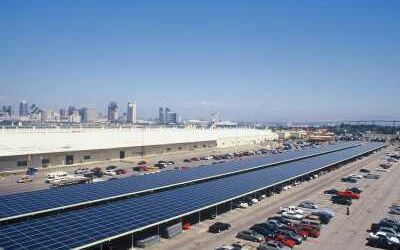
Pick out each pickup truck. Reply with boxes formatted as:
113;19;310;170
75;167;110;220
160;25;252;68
337;190;360;199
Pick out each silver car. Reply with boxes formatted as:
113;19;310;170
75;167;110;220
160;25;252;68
390;207;400;215
258;241;290;250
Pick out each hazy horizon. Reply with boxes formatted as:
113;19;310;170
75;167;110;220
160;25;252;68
1;1;399;122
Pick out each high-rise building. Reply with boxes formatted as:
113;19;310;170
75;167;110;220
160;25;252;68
166;111;178;124
158;107;178;124
68;110;81;123
107;102;119;122
41;109;58;122
82;107;97;123
159;108;164;124
59;109;67;119
19;101;28;117
127;101;137;124
2;105;12;117
67;106;76;116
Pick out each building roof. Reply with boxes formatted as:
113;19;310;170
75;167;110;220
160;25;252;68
0;128;277;157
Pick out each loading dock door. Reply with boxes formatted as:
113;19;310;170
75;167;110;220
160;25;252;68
120;151;125;159
66;155;74;165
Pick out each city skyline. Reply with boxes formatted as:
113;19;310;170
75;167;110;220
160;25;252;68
1;1;400;122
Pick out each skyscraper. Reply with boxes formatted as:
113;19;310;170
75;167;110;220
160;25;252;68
159;108;164;124
82;107;97;123
127;101;137;124
19;101;28;117
2;105;12;117
107;102;119;123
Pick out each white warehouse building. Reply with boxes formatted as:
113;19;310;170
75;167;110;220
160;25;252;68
0;127;278;171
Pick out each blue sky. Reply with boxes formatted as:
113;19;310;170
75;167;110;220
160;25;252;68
1;0;399;122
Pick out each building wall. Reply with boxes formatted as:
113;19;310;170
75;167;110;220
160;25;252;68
0;141;217;172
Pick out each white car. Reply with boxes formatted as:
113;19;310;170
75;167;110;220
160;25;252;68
104;170;117;176
348;174;363;179
376;167;389;172
279;206;304;214
368;232;400;244
281;211;304;220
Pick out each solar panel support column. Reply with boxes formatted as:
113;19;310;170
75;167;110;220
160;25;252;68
131;233;134;250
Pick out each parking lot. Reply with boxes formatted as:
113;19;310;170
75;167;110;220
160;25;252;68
143;145;399;250
0;143;280;195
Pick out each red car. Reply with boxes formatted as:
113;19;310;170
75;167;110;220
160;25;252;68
337;190;360;199
115;169;127;175
273;234;296;248
281;225;308;240
298;225;320;238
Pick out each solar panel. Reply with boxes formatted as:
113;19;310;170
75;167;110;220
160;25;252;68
0;142;360;222
0;142;383;250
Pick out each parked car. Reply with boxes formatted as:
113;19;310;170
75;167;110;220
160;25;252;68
236;230;264;242
281;211;304;220
137;161;147;165
256;222;280;232
337;190;360;199
367;232;400;248
267;216;296;227
90;167;103;177
104;170;117;176
74;167;89;175
208;222;231;233
167;161;175;165
364;173;380;179
17;175;33;183
190;157;200;161
307;213;331;224
115;169;127;175
275;229;303;244
280;224;308;240
183;159;191;163
216;243;249;250
346;186;363;194
26;167;39;176
105;165;117;170
250;225;275;237
298;201;318;209
265;234;295;248
341;177;358;183
390;208;400;215
258;241;291;250
311;209;335;218
299;220;321;230
279;206;304;214
359;168;370;173
232;201;249;209
298;225;320;238
324;189;338;195
331;195;352;206
348;174;363;179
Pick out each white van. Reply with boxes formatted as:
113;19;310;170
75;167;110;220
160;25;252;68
45;171;68;183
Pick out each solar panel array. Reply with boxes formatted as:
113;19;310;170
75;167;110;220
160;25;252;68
0;142;360;221
0;142;383;250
